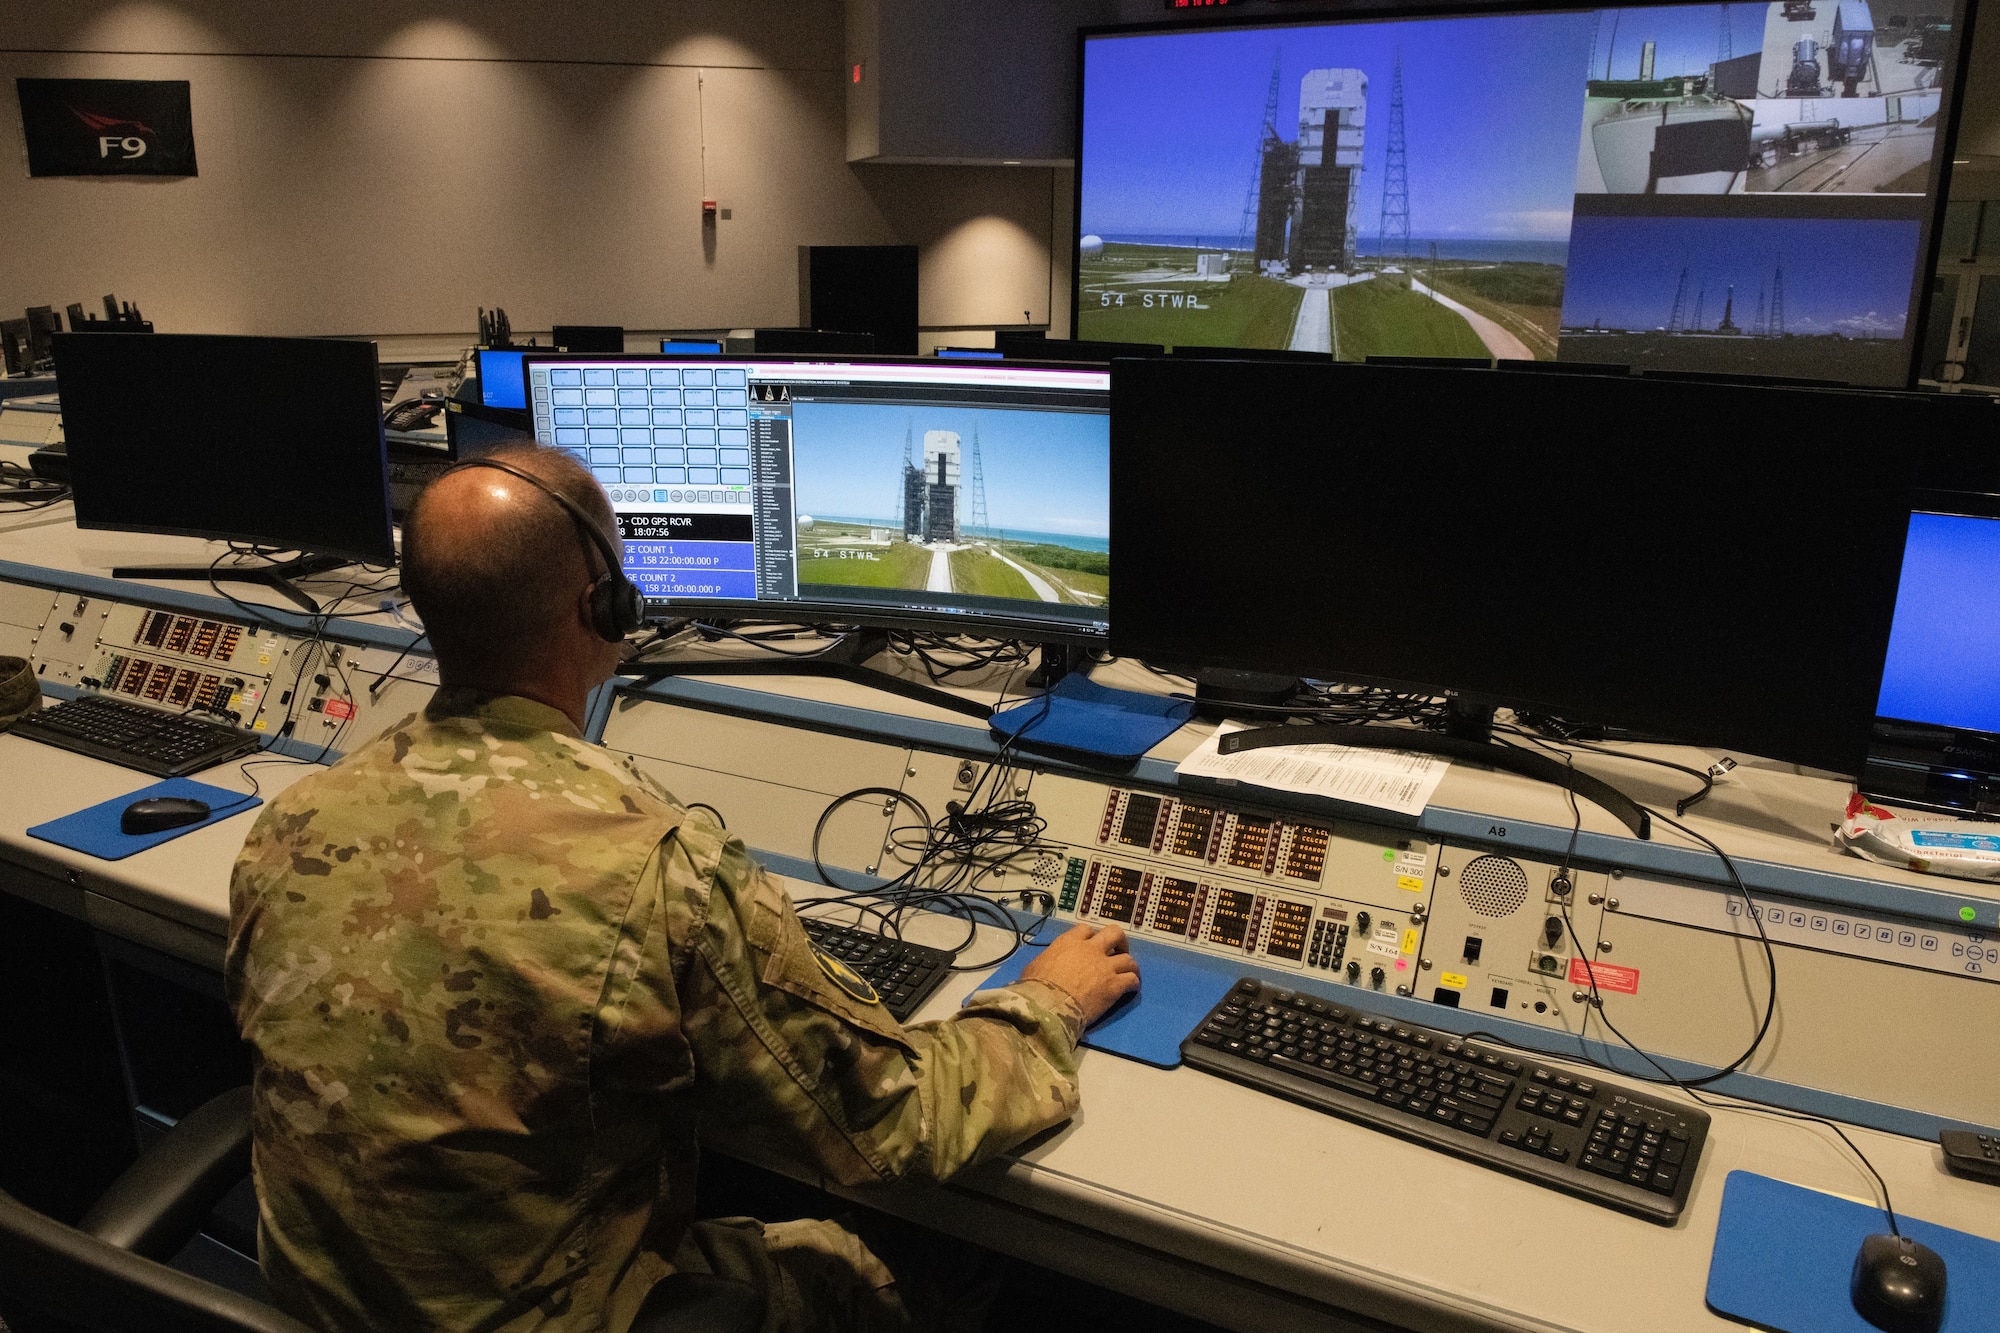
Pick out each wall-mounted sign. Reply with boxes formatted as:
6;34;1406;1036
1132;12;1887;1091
16;78;197;177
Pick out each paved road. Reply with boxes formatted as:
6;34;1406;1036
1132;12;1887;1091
1288;284;1331;353
989;549;1061;602
926;546;953;593
1408;278;1533;361
1286;272;1375;355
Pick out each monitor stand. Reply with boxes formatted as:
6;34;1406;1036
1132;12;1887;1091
110;554;351;616
1216;722;1652;840
619;628;1078;721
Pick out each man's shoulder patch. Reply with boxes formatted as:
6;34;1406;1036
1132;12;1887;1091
813;949;882;1007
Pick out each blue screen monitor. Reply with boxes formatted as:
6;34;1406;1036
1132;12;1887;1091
522;356;1110;641
937;348;1006;360
476;349;527;410
1876;502;2000;737
1867;491;2000;814
660;339;723;355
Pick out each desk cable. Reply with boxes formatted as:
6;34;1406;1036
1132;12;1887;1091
1469;731;1902;1237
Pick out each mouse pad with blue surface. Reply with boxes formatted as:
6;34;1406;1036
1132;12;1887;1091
988;675;1195;762
27;778;262;861
971;934;1238;1068
1706;1170;1999;1333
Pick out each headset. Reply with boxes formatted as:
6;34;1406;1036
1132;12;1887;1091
445;457;646;643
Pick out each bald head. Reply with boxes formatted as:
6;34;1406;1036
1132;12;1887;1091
402;447;619;681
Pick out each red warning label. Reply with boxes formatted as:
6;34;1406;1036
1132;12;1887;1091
1568;957;1640;995
323;697;356;720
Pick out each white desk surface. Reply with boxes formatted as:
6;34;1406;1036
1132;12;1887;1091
2;528;1998;1332
1;725;1996;1333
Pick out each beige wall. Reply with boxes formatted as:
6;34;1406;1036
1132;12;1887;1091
0;0;1057;341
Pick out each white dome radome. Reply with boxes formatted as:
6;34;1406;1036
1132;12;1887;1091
1080;235;1104;259
797;514;814;530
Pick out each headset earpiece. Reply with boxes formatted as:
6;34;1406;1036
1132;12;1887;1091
444;457;645;644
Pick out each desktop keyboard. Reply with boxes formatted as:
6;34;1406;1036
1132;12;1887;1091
1183;978;1709;1223
799;917;955;1022
11;693;263;778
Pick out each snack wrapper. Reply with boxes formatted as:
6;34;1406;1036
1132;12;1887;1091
1836;793;2000;883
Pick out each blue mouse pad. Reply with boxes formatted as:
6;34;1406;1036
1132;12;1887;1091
27;778;263;862
971;934;1238;1068
989;675;1195;762
1706;1171;2000;1333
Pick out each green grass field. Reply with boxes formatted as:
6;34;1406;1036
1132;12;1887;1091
1078;245;1302;348
796;540;932;591
1424;270;1560;358
1332;278;1492;361
949;549;1035;600
1027;564;1108;605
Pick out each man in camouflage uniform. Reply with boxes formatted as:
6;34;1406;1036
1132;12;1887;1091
227;446;1139;1332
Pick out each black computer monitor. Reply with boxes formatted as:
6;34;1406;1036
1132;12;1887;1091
55;334;394;608
0;320;29;376
475;348;528;410
524;354;1110;643
1863;490;2000;814
24;307;61;367
1110;358;1934;775
998;336;1163;364
1168;344;1329;363
553;325;624;353
753;329;878;355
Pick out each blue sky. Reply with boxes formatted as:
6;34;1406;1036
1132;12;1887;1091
1081;9;1602;242
1587;3;1770;81
1559;214;1924;334
792;402;1110;538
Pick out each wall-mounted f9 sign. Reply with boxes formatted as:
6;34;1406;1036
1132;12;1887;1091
16;78;197;177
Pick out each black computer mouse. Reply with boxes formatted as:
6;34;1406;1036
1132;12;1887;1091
1851;1232;1947;1333
120;795;211;835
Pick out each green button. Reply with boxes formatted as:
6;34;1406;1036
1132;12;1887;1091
1382;849;1395;862
1963;906;1979;922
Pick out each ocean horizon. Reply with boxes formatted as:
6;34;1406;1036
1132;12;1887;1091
809;516;1110;552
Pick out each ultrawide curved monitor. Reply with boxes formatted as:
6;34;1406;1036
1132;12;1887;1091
524;355;1110;641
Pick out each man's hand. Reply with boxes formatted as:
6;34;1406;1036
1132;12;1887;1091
1020;923;1140;1029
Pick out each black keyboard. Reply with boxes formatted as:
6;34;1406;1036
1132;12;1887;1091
799;918;954;1023
11;693;263;777
1184;978;1709;1224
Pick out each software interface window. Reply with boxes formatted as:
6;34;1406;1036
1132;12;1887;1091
528;359;1110;630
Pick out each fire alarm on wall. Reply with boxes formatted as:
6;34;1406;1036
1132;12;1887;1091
702;198;718;217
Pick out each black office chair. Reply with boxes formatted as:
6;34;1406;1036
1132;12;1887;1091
0;1088;761;1333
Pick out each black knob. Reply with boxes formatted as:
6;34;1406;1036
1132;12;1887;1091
1544;915;1565;947
1370;966;1386;988
1346;961;1361;980
1356;911;1372;932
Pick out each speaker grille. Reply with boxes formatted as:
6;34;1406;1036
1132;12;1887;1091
1459;855;1530;917
1031;853;1065;889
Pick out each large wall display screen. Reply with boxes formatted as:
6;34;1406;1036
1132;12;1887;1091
1077;1;1971;385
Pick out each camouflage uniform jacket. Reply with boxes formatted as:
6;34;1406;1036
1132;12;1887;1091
226;690;1084;1333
